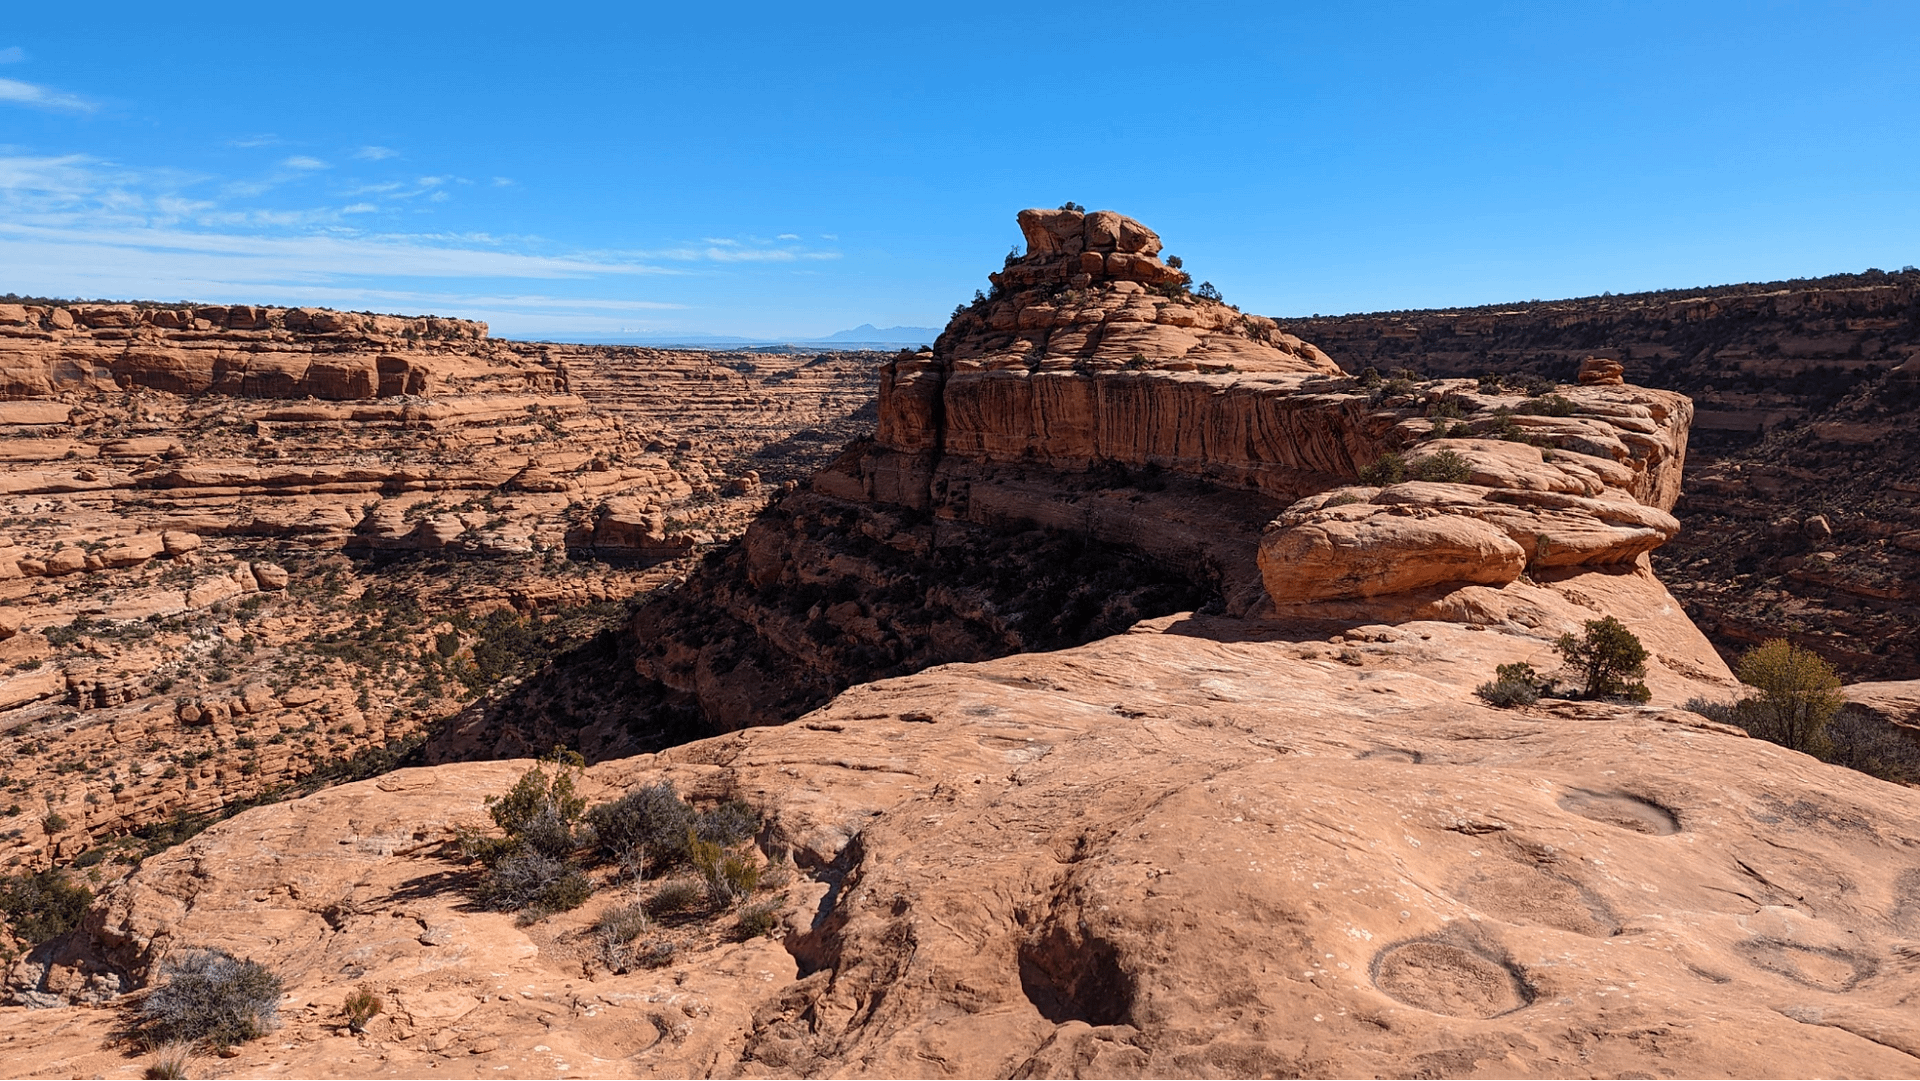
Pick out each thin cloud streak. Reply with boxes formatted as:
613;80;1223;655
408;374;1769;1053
0;76;94;112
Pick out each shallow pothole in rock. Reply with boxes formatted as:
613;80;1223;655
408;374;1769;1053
1356;747;1424;764
1737;939;1877;992
1370;939;1532;1018
1556;788;1679;835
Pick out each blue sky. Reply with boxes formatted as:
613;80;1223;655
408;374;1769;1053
1;2;1916;340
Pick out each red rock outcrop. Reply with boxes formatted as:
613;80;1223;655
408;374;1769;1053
433;210;1712;764
0;308;885;869
19;606;1920;1077
1270;268;1920;678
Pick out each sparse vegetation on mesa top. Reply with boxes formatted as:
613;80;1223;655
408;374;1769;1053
135;948;283;1051
1357;448;1473;486
1475;662;1547;708
1554;616;1651;702
1686;638;1920;785
459;753;777;969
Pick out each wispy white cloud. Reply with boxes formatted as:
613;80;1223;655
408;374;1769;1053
354;145;397;160
0;76;93;112
0;47;25;64
228;134;281;148
281;155;328;170
0;150;843;337
491;176;513;187
776;233;800;240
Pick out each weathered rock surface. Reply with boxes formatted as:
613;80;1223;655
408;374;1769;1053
1273;269;1920;679
436;211;1701;760
0;308;883;868
20;590;1920;1077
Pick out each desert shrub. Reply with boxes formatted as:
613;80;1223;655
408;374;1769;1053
586;782;695;874
646;878;708;917
1356;366;1383;389
1476;662;1547;708
144;1043;193;1080
1357;452;1406;486
0;868;93;944
691;837;761;907
1734;638;1845;756
475;849;591;913
1681;695;1743;727
485;752;587;860
1407;449;1472;483
343;983;382;1033
1193;281;1224;303
694;800;759;847
1825;705;1920;785
1475;678;1538;708
734;899;782;940
591;901;654;972
1554;617;1650;700
139;948;283;1049
1476;372;1506;394
1427;397;1467;419
1516;394;1578;417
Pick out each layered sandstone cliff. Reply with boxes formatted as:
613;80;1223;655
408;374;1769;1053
1272;270;1920;678
16;211;1920;1080
434;210;1715;763
0;307;880;872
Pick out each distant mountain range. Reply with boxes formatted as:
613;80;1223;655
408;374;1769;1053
552;324;941;350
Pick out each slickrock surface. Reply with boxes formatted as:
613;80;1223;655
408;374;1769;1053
1274;270;1920;678
438;210;1701;761
20;582;1920;1078
0;304;881;873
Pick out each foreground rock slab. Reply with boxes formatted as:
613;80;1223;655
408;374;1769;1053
7;593;1920;1077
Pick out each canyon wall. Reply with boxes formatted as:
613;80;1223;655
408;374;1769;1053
434;209;1718;762
1275;271;1920;677
18;217;1920;1079
0;306;880;873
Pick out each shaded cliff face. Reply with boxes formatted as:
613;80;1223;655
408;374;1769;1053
1274;270;1920;678
433;210;1709;761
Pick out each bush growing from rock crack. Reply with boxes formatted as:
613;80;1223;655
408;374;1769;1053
343;983;382;1033
138;948;282;1050
1554;617;1649;701
1734;638;1846;756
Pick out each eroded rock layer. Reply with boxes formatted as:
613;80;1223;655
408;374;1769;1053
1273;271;1920;678
436;210;1702;760
0;308;881;873
22;597;1920;1078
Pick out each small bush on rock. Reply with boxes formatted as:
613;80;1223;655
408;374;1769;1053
477;850;592;914
1475;662;1547;708
1554;617;1649;701
1358;452;1406;486
692;837;761;907
646;878;708;916
139;948;283;1050
586;782;695;875
1407;449;1472;483
343;984;382;1033
1734;638;1845;756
